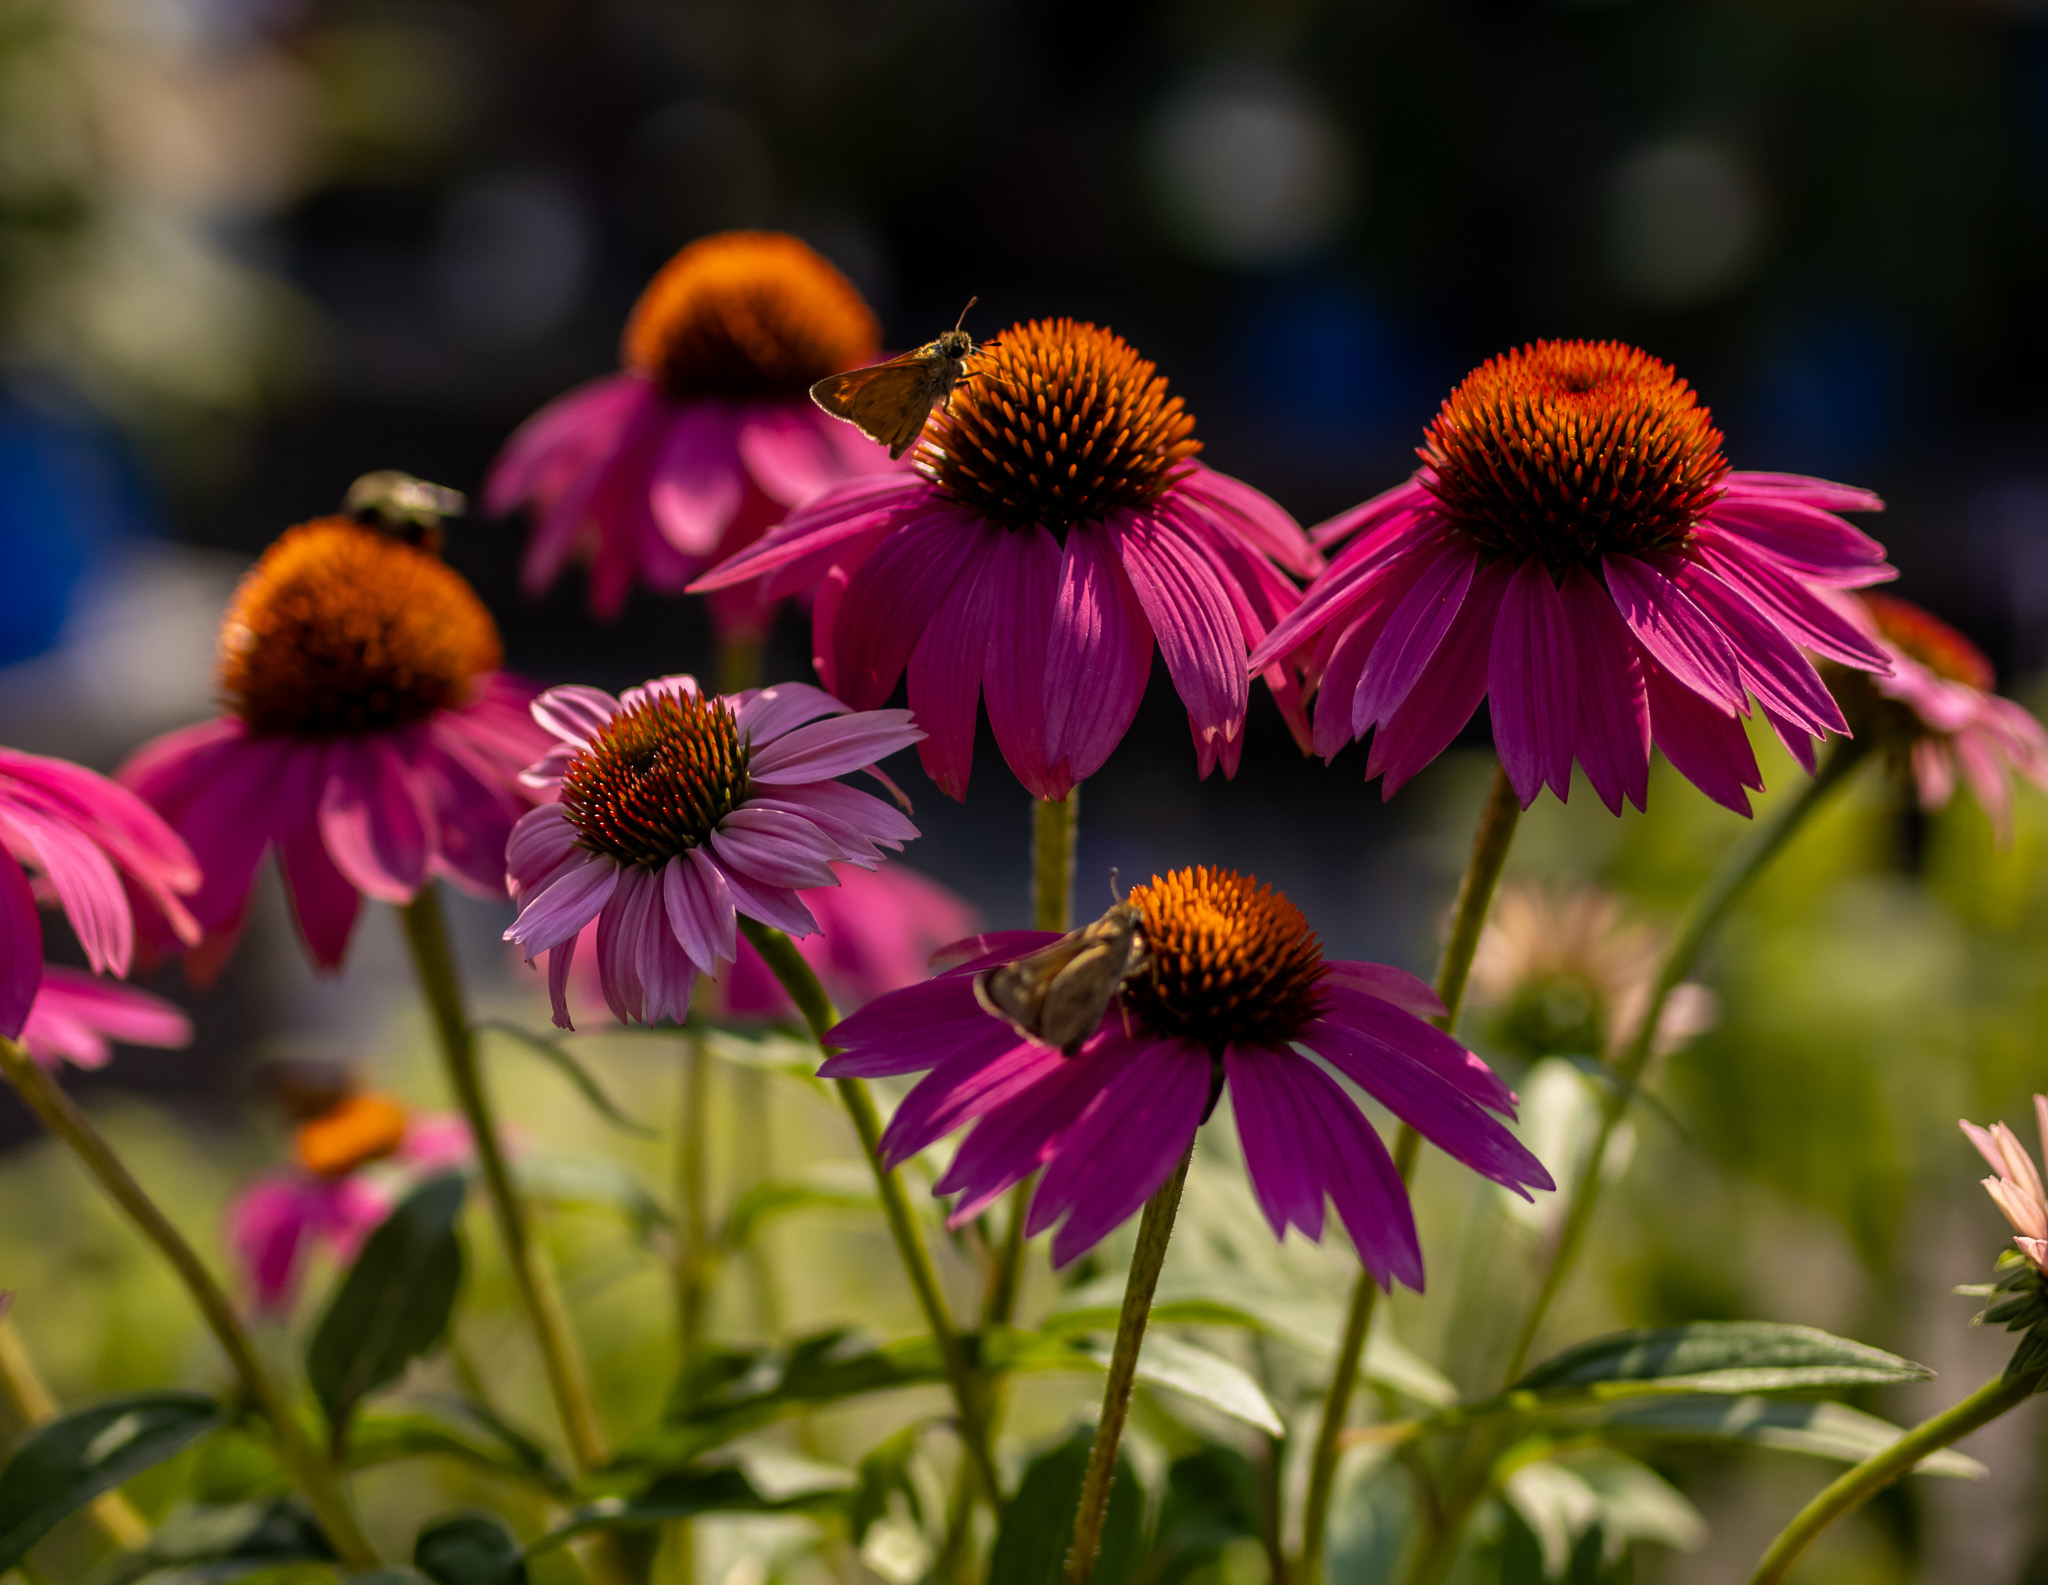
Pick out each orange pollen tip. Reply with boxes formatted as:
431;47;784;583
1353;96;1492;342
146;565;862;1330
1422;339;1729;567
1862;593;1995;690
1121;866;1326;1049
218;518;501;737
293;1091;407;1178
622;230;880;402
924;317;1201;531
561;690;751;868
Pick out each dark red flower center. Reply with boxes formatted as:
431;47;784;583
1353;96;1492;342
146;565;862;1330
924;318;1201;531
1862;593;1994;690
219;519;501;737
622;230;880;403
1421;340;1729;567
1121;866;1326;1049
561;691;751;868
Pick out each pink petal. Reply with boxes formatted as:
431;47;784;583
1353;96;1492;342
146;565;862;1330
824;973;1002;1074
1318;984;1518;1115
938;1033;1125;1225
531;685;620;747
1352;542;1479;733
1321;961;1444;1019
1603;555;1746;711
1660;555;1846;737
830;510;985;712
1045;522;1156;784
1488;559;1579;806
1;809;130;977
733;682;850;744
507;806;582;896
664;851;738;975
594;864;661;1023
904;531;1002;798
484;373;646;516
1114;512;1246;773
1177;464;1320;578
981;525;1063;798
1720;471;1885;515
1366;557;1512;797
1643;659;1762;815
24;967;190;1068
875;1027;1061;1163
278;806;363;972
737;404;849;507
690;472;933;593
747;709;923;785
0;857;41;1039
649;402;743;557
1559;565;1651;815
1690;531;1891;671
746;781;916;854
710;808;844;889
505;853;619;956
1309;477;1437;550
545;931;579;1030
317;739;432;904
715;861;819;936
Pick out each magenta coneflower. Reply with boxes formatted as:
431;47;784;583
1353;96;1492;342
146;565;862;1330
1838;594;2048;844
485;231;894;635
691;319;1319;800
20;966;191;1070
0;747;200;1037
1252;341;1897;816
504;678;923;1029
822;865;1551;1281
119;518;551;974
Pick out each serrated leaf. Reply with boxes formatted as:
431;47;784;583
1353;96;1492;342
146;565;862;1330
414;1511;527;1585
1078;1333;1282;1436
0;1392;223;1571
308;1175;467;1440
476;1021;655;1136
87;1497;335;1585
988;1427;1143;1585
1514;1322;1932;1395
1582;1394;1984;1477
345;1404;571;1495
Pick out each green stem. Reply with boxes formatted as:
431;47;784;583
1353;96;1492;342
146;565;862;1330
1063;1150;1194;1585
1748;1369;2040;1585
0;1040;378;1570
1033;789;1079;933
1296;761;1521;1583
714;631;763;696
675;1030;710;1365
737;916;1003;1511
399;886;609;1473
1502;737;1868;1383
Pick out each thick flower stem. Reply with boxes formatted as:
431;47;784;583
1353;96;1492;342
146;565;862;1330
1747;1369;2041;1585
0;1039;379;1571
1502;736;1869;1384
399;886;609;1474
737;916;1003;1511
1296;761;1521;1583
0;1307;149;1552
1063;1149;1194;1585
675;1029;711;1365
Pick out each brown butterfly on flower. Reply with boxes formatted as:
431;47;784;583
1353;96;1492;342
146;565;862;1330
809;298;978;460
974;893;1149;1055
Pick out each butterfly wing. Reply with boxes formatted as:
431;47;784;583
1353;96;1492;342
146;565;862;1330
811;352;943;459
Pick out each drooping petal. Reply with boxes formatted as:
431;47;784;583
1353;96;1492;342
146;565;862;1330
1603;554;1746;712
710;808;843;890
278;809;363;972
1045;522;1154;785
1114;512;1247;775
1317;984;1518;1116
1366;557;1512;797
1488;558;1579;806
1660;555;1846;738
747;709;923;784
664;852;737;975
505;854;619;957
737;403;854;507
2;809;130;977
823;973;1004;1076
648;402;743;556
980;524;1062;797
904;529;1002;798
1559;566;1651;816
1353;542;1479;734
0;855;41;1039
715;862;819;937
874;1026;1059;1165
831;509;985;712
507;806;582;896
594;864;663;1024
1642;659;1762;816
1320;961;1443;1019
1690;530;1890;671
317;739;430;904
690;471;931;594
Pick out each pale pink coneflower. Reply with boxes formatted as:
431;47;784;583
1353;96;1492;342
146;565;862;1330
118;518;552;975
504;678;923;1029
1962;1097;2048;1276
691;318;1319;800
823;866;1552;1282
485;230;895;636
1252;341;1898;816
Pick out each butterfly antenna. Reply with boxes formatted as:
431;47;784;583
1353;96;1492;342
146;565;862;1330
1108;868;1123;903
954;295;978;332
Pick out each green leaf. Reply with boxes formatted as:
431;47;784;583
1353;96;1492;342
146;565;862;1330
721;1172;878;1252
87;1498;335;1585
1581;1394;1984;1477
351;1573;431;1583
698;1027;831;1089
414;1511;528;1585
530;1464;847;1550
988;1427;1144;1585
345;1404;571;1495
511;1156;672;1238
1145;1445;1262;1585
1078;1333;1283;1436
851;1424;927;1546
308;1174;467;1440
1513;1322;1933;1396
476;1021;655;1136
0;1391;223;1571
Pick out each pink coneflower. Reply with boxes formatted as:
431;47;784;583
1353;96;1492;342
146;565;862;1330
0;748;200;1037
1836;594;2048;844
1962;1097;2048;1276
19;966;192;1070
118;519;551;974
1251;341;1897;816
504;678;923;1030
822;866;1552;1281
485;231;894;635
229;1085;472;1313
691;319;1319;800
